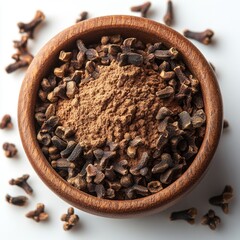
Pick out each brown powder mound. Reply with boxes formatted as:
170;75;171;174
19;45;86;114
56;61;182;150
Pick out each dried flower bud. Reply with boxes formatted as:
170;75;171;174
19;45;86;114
26;203;48;222
9;174;33;195
209;185;233;214
61;207;79;231
170;208;197;224
2;142;18;158
6;194;28;206
0;114;13;129
201;209;221;230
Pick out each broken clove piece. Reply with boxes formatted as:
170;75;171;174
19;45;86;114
209;185;233;214
0;114;13;129
26;203;49;222
130;2;151;18
223;119;229;129
9;174;33;195
76;11;88;23
17;10;45;39
61;207;79;231
201;209;221;230
170;208;197;224
163;0;174;26
6;194;28;206
183;29;214;45
2;142;18;158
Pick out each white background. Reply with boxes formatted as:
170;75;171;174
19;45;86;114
0;0;239;239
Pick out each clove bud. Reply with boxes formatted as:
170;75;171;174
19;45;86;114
9;174;33;195
130;2;151;18
5;35;33;73
76;11;88;23
209;185;233;214
201;209;221;230
0;114;13;129
170;208;197;224
17;10;45;39
163;0;174;26
61;207;79;231
223;119;229;129
26;203;49;222
183;29;214;45
6;194;28;206
2;142;18;158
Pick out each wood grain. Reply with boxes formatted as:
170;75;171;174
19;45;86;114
18;15;223;218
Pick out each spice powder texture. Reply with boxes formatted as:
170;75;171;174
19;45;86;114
56;61;181;152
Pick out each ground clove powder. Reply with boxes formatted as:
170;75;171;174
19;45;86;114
56;61;182;151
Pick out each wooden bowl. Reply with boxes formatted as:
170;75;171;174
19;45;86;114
18;15;223;218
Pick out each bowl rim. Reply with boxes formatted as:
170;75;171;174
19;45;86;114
18;15;223;218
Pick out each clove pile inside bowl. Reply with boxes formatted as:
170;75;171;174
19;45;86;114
35;35;206;200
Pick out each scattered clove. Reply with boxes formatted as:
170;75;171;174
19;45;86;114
61;207;79;231
6;194;28;206
130;2;151;18
170;208;197;224
76;11;88;23
201;209;221;230
17;10;45;39
209;185;233;214
183;29;214;45
0;114;13;129
223;120;229;129
5;35;33;73
9;174;33;195
163;0;174;26
26;203;49;222
2;142;18;158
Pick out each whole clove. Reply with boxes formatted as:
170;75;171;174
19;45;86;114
26;203;49;222
6;194;28;206
17;10;45;39
201;209;221;230
61;207;79;231
9;174;33;195
5;59;29;73
163;0;174;26
0;114;13;129
170;208;197;224
130;2;151;18
2;142;18;158
154;48;178;60
5;35;33;73
76;11;88;23
183;29;214;45
209;185;233;214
